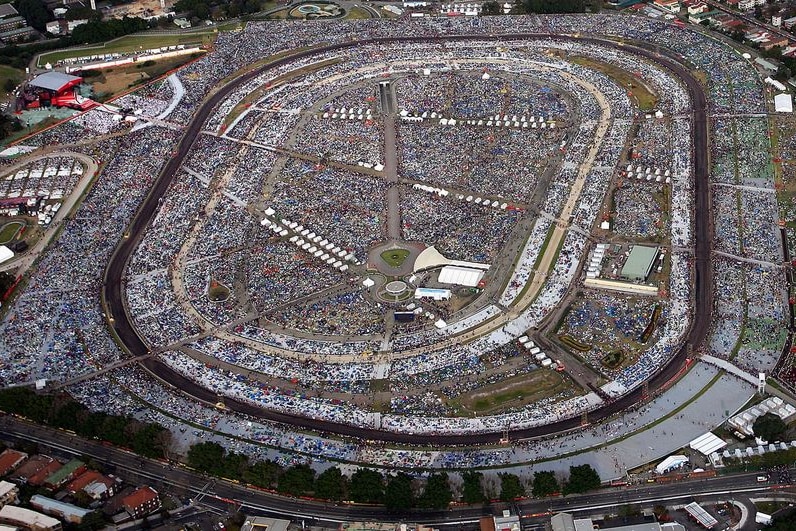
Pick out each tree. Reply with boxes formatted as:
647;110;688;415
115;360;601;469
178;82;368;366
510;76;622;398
0;271;15;294
69;16;149;46
767;510;796;530
129;423;170;459
481;1;501;15
65;6;102;22
753;412;787;442
652;504;669;522
461;471;486;504
222;451;250;481
16;0;51;31
563;464;601;495
418;472;452;509
315;467;347;502
618;504;641;517
186;442;225;475
498;473;525;501
730;28;746;43
349;469;384;504
277;464;315;496
384;473;414;511
531;470;559;498
77;511;106;531
521;0;585;14
242;460;281;489
0;115;20;141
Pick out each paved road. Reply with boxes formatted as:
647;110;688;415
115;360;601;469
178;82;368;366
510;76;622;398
0;416;785;528
102;34;712;445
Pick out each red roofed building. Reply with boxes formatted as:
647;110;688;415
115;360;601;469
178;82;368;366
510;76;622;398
9;456;54;485
28;461;61;487
653;0;681;13
122;487;159;519
0;450;27;477
65;471;102;494
761;36;790;50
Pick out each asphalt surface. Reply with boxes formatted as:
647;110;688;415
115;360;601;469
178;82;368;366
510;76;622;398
102;34;712;444
0;416;783;527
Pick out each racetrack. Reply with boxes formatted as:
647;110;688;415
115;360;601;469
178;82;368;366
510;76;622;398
102;34;712;445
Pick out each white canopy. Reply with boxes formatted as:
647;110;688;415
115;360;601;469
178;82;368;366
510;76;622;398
0;245;13;264
775;93;793;113
438;265;485;287
655;455;687;475
689;432;727;456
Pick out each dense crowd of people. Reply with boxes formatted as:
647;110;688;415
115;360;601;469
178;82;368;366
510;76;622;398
0;12;787;463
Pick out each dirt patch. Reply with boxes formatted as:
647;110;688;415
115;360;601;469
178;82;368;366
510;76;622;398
92;71;150;99
453;370;575;415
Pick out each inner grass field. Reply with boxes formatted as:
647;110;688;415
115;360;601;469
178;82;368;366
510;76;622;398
380;248;410;268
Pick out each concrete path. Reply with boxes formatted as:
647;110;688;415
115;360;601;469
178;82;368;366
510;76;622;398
701;354;759;386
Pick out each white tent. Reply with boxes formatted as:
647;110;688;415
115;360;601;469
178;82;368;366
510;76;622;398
438;265;485;287
775;93;793;113
0;245;13;264
689;432;727;456
655;455;688;475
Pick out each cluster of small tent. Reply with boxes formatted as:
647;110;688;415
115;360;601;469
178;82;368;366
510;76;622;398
260;208;358;272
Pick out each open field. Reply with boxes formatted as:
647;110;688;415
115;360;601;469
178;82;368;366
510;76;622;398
89;54;203;101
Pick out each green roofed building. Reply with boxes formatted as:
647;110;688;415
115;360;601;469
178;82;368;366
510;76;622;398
44;459;85;490
620;245;659;282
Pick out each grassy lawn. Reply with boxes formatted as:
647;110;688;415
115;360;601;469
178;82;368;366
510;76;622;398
0;221;23;244
208;282;231;302
346;6;375;19
380;248;410;268
216;21;246;32
38;33;217;67
571;55;659;111
0;64;23;97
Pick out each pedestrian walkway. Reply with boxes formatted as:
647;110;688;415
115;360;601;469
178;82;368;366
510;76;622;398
700;354;759;386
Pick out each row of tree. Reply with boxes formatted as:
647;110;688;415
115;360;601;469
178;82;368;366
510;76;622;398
174;0;261;22
0;387;604;509
0;387;171;459
517;0;588;14
186;441;602;509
